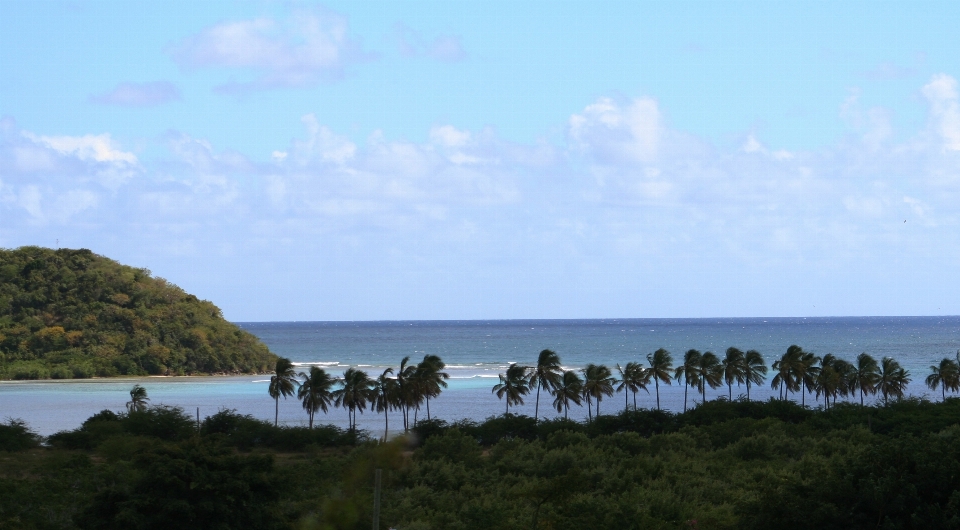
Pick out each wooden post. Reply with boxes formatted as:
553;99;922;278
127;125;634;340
372;468;382;530
196;407;200;432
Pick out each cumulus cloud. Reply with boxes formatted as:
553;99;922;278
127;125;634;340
0;122;138;224
922;73;960;150
23;132;138;164
569;96;661;164
168;7;371;90
4;74;960;306
89;81;181;107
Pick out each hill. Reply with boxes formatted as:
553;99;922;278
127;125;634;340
0;246;276;379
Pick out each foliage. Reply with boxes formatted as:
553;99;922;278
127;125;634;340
4;398;960;529
0;418;42;451
0;246;276;379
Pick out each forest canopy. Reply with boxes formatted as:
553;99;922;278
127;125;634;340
0;246;276;379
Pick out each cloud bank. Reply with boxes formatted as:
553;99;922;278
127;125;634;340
3;74;959;319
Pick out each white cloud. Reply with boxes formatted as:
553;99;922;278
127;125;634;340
293;114;357;165
921;74;960;150
23;132;137;164
169;7;371;90
569;96;661;164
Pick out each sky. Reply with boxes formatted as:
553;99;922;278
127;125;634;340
1;0;959;321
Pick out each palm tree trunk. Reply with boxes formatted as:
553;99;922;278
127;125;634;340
728;383;732;401
275;396;279;427
655;379;661;410
426;395;431;421
625;387;628;411
384;407;389;442
746;381;751;402
535;384;541;421
633;390;637;410
596;397;600;418
506;399;509;415
683;381;688;412
564;401;568;420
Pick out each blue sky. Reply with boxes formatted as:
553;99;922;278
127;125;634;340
2;0;959;321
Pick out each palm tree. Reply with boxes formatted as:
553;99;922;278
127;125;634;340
268;357;298;426
675;349;702;412
926;357;960;401
616;362;649;410
416;354;449;421
372;368;397;441
581;364;615;420
697;351;723;404
493;363;530;414
851;352;880;406
877;357;910;404
333;368;374;430
721;347;746;401
127;384;149;412
553;370;584;420
646;348;673;410
395;356;418;431
814;354;844;409
796;350;821;407
298;366;336;429
743;349;767;401
530;349;563;421
771;345;802;401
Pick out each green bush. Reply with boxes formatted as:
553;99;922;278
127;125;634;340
0;419;41;451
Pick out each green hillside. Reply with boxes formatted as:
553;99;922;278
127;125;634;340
0;247;276;379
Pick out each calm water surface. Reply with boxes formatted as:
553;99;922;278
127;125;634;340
3;317;959;435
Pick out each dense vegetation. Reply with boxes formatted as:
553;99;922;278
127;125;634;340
2;397;959;529
0;246;276;379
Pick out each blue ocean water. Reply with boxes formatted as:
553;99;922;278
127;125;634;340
3;317;959;435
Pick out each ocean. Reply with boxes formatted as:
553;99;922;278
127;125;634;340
3;317;959;436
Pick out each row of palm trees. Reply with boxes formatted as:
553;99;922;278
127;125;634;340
493;347;960;418
268;355;450;439
263;347;958;433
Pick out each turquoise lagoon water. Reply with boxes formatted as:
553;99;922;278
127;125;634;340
2;317;959;435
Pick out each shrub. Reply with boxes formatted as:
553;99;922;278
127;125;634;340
0;419;42;451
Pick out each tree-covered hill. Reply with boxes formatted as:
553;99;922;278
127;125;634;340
0;246;276;379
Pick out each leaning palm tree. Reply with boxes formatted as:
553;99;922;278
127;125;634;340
814;354;842;409
127;384;149;412
697;351;723;404
743;349;767;401
877;357;910;405
721;347;746;401
771;345;802;401
372;367;397;441
796;350;821;407
582;364;615;420
333;368;374;430
646;348;673;410
926;357;960;402
395;356;418;431
268;357;299;426
616;362;649;410
675;349;702;412
298;366;336;429
416;354;449;421
530;349;563;421
852;352;881;406
493;363;531;414
553;370;584;419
